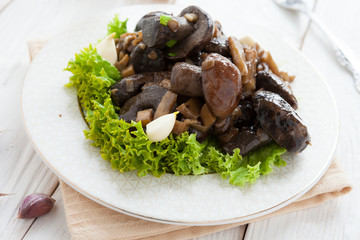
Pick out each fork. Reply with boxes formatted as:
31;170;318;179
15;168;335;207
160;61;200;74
273;0;360;93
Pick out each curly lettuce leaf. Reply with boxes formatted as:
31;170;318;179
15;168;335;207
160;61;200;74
226;143;287;186
64;45;120;111
65;44;287;187
107;14;128;38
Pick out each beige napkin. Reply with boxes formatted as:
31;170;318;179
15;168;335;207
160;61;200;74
28;40;353;240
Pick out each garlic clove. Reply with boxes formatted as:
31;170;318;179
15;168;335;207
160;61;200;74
18;193;56;219
96;33;117;65
146;112;177;142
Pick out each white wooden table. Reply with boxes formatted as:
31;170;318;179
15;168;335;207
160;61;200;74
1;0;359;239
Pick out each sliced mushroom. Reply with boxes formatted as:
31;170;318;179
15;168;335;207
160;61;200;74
172;120;189;135
115;53;129;72
118;85;168;122
170;62;203;97
253;90;310;152
184;118;211;133
213;20;224;38
202;53;242;119
189;122;212;133
200;103;216;127
176;98;203;119
166;6;214;60
256;70;298;109
260;51;280;77
176;103;199;119
154;91;178;119
116;32;139;53
129;44;166;73
241;47;258;97
183;118;201;126
111;71;171;107
136;109;154;127
187;98;203;115
228;36;248;76
121;65;135;78
158;78;171;89
222;128;271;156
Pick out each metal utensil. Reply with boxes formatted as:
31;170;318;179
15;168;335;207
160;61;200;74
273;0;360;92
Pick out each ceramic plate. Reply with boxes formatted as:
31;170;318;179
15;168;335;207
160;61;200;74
21;4;338;225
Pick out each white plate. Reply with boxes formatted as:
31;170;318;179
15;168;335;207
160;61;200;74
21;4;338;225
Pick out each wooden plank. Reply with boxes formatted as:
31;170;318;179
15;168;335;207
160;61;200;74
190;226;246;240
0;0;136;238
23;187;71;240
245;0;360;239
0;0;14;13
0;142;59;239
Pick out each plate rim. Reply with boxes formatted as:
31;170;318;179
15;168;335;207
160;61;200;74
20;4;339;226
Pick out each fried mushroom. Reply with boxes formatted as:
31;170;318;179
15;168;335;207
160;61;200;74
118;85;168;122
166;6;214;60
201;53;242;119
111;71;171;107
170;62;203;97
253;90;310;152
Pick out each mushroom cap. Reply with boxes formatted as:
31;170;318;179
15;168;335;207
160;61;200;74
119;85;168;122
111;71;171;107
166;6;214;60
256;70;298;109
170;62;203;97
135;11;169;31
253;90;310;152
201;53;242;119
140;15;195;49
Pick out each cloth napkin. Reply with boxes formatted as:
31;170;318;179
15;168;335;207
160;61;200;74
28;40;353;240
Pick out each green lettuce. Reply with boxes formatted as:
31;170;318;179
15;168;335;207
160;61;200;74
65;45;120;111
107;14;128;38
65;43;287;187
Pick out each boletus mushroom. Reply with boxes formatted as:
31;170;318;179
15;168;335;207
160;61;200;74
166;6;214;60
256;70;298;109
253;90;310;152
170;62;203;97
135;11;168;31
111;71;171;107
136;13;195;49
118;85;168;122
201;53;242;119
222;128;271;156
